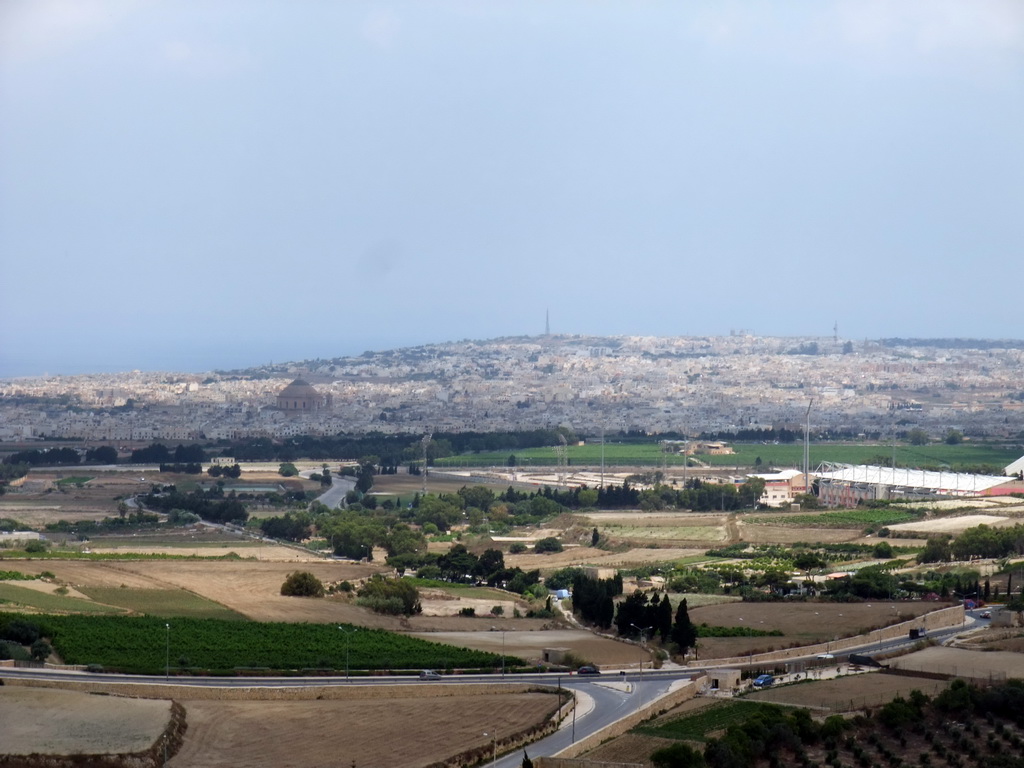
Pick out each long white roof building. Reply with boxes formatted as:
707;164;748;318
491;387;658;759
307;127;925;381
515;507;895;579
815;463;1023;506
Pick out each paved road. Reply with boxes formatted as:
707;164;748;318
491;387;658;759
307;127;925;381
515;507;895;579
0;611;988;764
314;475;355;510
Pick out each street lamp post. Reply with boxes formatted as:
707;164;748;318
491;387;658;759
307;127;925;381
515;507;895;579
164;623;170;681
339;626;357;681
631;623;652;710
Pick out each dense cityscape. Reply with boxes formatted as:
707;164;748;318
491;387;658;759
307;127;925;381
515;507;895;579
3;334;1024;443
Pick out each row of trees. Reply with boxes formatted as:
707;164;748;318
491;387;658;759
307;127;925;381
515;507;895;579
568;572;698;653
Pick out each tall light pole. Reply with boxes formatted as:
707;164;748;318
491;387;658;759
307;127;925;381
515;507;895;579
339;626;357;681
631;623;652;711
164;623;170;681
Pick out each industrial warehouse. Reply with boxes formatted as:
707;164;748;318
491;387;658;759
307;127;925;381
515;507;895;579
815;463;1024;507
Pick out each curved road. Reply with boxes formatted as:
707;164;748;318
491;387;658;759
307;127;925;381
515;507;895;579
0;611;988;764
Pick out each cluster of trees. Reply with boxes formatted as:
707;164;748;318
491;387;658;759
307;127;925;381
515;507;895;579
398;545;544;596
615;590;673;640
628;478;768;512
260;512;312;541
697;427;801;443
159;462;202;474
0;617;52;662
0;463;29;496
141;486;247;524
356;575;421;615
280;571;324;597
207;464;242;478
919;523;1024;563
568;572;698;652
131;443;207;464
4;447;81;466
570;572;623;628
45;509;160;537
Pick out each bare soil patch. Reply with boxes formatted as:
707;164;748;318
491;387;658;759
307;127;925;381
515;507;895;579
747;670;951;711
170;692;555;768
735;523;864;545
889;645;1024;681
507;547;706;572
888;514;1013;535
409;629;642;667
689;602;939;659
0;687;170;755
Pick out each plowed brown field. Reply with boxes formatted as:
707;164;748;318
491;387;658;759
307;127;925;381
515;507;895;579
170;692;555;768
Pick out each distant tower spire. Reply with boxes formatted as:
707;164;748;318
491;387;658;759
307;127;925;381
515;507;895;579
834;321;838;344
545;308;550;336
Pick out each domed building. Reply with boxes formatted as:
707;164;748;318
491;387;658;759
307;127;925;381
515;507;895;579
276;379;330;413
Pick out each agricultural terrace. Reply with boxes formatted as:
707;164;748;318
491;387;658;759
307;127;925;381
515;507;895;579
4;612;518;675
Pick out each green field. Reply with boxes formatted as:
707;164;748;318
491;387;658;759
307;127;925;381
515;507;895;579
0;583;125;614
77;588;246;620
434;442;1018;471
54;476;94;486
746;509;922;528
636;700;788;742
1;612;520;675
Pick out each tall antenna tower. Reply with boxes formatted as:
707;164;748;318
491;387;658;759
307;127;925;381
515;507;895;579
833;321;838;344
803;400;813;496
421;431;433;495
545;308;550;336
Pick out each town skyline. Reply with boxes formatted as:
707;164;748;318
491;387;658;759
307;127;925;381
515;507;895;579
4;333;1023;443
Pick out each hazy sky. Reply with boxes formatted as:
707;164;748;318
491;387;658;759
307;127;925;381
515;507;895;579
2;1;1022;377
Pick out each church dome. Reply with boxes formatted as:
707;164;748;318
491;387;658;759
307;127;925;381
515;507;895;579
278;379;319;399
